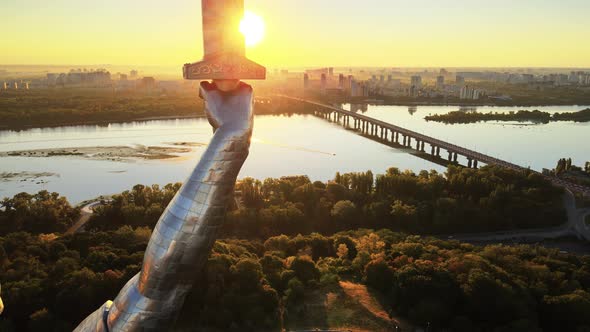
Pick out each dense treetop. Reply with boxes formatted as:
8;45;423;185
0;165;583;331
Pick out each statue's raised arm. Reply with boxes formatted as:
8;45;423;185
74;81;254;331
75;0;264;328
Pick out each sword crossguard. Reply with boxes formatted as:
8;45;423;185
183;0;266;80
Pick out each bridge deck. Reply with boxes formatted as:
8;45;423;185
278;95;590;197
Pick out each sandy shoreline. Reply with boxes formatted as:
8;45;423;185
0;171;58;183
0;145;195;162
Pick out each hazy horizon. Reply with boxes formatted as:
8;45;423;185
2;0;590;68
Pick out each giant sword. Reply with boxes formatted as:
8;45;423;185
75;0;264;331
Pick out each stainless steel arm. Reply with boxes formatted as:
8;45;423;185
74;81;254;332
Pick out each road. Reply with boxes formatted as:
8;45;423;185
448;190;590;243
65;201;103;235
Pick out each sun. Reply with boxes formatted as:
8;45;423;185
240;11;265;47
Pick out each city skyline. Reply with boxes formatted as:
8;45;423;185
2;0;590;68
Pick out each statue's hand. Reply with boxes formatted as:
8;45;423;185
199;81;254;135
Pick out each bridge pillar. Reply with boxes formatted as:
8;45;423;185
415;140;420;151
407;136;412;147
467;158;473;168
473;160;478;168
431;145;435;155
448;151;452;161
436;147;440;157
421;141;425;152
453;153;458;162
395;132;399;143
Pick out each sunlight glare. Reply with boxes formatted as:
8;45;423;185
240;11;265;47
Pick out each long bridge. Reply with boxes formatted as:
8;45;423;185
275;95;590;198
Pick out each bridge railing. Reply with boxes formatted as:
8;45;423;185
276;95;590;198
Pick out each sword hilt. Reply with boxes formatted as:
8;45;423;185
183;0;266;81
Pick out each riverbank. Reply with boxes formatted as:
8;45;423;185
0;115;208;131
0;145;194;161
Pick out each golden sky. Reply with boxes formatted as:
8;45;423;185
1;0;590;68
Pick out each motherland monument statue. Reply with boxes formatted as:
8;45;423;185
75;0;265;330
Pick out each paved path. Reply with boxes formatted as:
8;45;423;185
65;201;102;235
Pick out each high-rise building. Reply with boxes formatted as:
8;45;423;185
411;75;422;88
141;77;156;89
338;74;345;89
361;82;369;97
120;74;128;81
130;70;138;79
320;74;327;92
380;75;384;84
460;85;481;100
387;75;392;82
436;76;445;89
1;82;7;90
349;80;369;97
456;75;465;85
303;74;310;89
12;82;18;90
409;85;418;98
328;67;334;76
350;79;359;97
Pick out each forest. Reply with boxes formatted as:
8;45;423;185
0;88;278;130
87;165;566;236
0;89;204;130
424;108;590;124
1;165;587;331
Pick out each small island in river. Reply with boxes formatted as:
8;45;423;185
425;108;590;124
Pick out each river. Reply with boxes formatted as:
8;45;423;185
1;104;588;204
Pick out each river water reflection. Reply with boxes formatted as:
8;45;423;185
1;104;588;203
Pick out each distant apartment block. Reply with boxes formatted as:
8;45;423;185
456;75;465;85
460;85;482;100
436;76;445;89
411;75;422;88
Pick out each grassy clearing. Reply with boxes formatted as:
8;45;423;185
284;281;412;332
